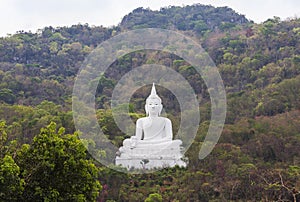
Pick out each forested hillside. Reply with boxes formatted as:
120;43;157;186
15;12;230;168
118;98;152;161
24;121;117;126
0;4;299;201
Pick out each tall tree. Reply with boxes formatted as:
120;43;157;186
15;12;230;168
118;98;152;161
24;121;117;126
16;122;102;201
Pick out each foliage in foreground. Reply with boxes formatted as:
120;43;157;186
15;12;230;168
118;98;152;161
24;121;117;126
0;122;101;201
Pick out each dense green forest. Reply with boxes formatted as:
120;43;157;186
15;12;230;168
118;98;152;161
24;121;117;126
0;4;300;201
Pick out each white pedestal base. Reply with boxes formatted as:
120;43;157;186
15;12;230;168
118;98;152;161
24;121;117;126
115;156;186;170
115;143;187;170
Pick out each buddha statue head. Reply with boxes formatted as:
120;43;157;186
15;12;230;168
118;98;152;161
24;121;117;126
145;83;163;116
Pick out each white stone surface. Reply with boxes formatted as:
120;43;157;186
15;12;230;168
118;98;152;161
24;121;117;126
115;83;187;170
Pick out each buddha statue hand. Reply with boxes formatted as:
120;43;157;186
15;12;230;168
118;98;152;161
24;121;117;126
122;136;138;149
130;136;138;148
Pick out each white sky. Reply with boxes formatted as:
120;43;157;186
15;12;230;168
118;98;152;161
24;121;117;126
0;0;299;37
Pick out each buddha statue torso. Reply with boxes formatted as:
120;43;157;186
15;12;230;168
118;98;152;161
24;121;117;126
136;117;172;143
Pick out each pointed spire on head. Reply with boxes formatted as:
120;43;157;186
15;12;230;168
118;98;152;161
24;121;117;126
151;83;157;97
146;83;162;103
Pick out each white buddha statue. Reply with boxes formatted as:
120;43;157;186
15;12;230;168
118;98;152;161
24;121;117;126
116;83;186;170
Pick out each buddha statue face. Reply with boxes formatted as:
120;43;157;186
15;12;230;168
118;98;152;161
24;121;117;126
145;98;163;116
145;83;163;116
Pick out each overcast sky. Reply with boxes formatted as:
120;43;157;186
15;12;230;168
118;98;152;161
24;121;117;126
1;0;299;37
